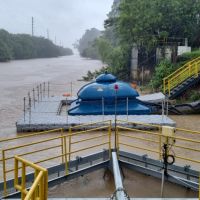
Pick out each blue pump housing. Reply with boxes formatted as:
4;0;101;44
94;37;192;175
68;72;150;115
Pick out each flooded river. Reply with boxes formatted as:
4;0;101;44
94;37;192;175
0;55;199;198
0;54;102;136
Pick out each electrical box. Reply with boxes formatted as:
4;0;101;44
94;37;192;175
162;126;175;137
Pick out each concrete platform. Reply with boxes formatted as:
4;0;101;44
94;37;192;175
16;96;176;132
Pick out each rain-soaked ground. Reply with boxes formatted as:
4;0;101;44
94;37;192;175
0;54;199;198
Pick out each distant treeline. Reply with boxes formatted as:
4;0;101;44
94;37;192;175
0;29;73;62
75;28;101;59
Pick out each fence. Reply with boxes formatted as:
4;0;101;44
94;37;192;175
0;121;112;196
14;156;48;200
116;120;200;169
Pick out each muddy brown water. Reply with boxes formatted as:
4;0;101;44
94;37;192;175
0;55;199;198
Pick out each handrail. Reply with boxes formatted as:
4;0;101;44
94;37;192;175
0;128;63;143
14;155;48;200
1;122;112;197
163;56;200;95
164;56;200;81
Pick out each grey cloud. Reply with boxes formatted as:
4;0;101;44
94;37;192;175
0;0;113;48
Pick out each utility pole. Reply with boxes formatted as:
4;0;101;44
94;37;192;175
32;17;34;36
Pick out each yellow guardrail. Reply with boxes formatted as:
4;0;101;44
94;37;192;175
68;120;112;160
116;122;200;167
163;56;200;95
1;121;112;197
14;155;48;200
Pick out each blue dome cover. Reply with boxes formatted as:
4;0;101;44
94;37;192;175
78;73;139;100
96;73;116;83
68;72;151;115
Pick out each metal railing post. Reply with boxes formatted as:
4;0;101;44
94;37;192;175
2;150;7;196
48;82;50;98
29;96;31;124
40;84;42;101
61;129;64;163
168;81;170;96
43;82;45;98
37;85;39;103
23;97;26;122
159;126;162;160
108;120;112;158
21;163;26;200
116;126;119;157
64;135;68;175
33;88;35;108
69;127;72;161
195;63;198;78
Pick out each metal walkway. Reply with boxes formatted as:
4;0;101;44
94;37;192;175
16;96;175;132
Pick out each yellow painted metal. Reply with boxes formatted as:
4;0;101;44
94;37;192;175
120;142;160;154
69;142;109;155
116;121;200;166
117;126;161;136
119;132;159;144
2;120;200;198
14;155;48;200
176;127;200;135
68;127;72;161
70;126;109;136
175;155;200;164
63;136;68;175
2;122;112;197
61;128;64;163
0;128;63;143
2;150;7;196
71;134;107;144
3;135;63;151
163;56;200;95
70;120;111;129
108;120;112;158
4;144;62;161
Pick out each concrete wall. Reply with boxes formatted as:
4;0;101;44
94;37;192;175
178;46;191;56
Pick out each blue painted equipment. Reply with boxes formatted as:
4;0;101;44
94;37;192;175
68;72;150;115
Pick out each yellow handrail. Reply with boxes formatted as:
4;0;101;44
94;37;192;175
163;56;200;95
1;122;112;197
14;155;48;200
117;122;200;167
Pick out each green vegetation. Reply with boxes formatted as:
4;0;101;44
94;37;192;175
150;50;200;90
81;0;200;81
0;29;73;62
151;60;175;90
75;28;101;59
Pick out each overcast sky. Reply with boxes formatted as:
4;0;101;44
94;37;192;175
0;0;113;48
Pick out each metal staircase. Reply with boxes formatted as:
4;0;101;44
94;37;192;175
163;56;200;99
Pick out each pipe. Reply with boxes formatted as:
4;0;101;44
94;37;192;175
112;152;126;200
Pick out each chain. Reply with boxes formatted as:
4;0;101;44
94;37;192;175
110;187;130;200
